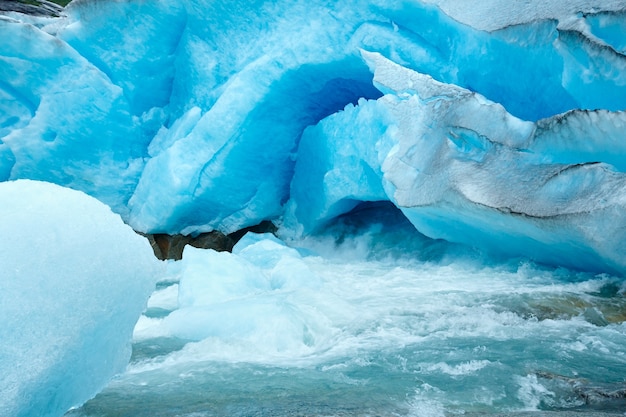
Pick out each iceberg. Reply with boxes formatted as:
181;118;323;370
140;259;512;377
138;233;323;352
0;180;161;417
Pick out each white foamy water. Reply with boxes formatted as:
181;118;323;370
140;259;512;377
66;214;626;417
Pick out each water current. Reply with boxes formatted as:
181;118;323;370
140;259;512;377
65;206;626;417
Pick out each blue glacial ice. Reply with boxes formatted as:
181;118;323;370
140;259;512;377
0;17;147;214
287;51;626;274
1;0;625;262
124;0;626;236
0;180;161;417
1;1;626;415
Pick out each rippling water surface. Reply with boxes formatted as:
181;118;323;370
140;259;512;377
66;209;626;417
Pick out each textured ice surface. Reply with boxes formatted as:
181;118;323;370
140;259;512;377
3;0;625;245
0;17;146;214
1;0;626;272
287;52;626;274
124;0;626;236
125;2;384;234
585;10;626;53
0;180;161;417
58;0;186;118
423;0;626;31
1;2;626;416
135;233;324;355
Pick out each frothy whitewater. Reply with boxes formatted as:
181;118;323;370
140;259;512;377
65;219;626;417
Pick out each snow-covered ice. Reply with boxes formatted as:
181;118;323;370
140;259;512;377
286;52;626;273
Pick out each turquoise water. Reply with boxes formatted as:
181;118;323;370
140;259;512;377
65;212;626;417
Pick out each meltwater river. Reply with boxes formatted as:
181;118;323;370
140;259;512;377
65;210;626;417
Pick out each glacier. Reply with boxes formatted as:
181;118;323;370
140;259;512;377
0;180;160;417
1;0;626;416
2;0;626;259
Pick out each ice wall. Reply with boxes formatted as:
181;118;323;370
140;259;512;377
124;0;626;236
287;51;626;273
125;1;385;235
0;0;625;272
0;16;146;215
0;180;161;417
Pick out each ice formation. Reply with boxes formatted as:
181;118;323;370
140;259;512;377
287;51;626;273
1;1;624;258
138;233;325;354
1;1;626;415
0;180;161;417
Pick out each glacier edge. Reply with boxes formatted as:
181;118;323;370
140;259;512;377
286;51;626;274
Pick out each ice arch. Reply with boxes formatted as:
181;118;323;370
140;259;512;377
128;56;382;235
285;52;626;274
1;0;625;274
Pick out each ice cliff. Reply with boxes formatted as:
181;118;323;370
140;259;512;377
1;0;626;269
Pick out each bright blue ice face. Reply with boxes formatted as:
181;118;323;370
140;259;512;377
127;55;383;235
0;17;145;215
58;0;186;118
283;97;393;235
1;0;626;272
124;0;626;238
586;10;626;53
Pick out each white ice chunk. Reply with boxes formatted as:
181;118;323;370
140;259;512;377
153;234;323;354
422;0;626;31
0;180;161;417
